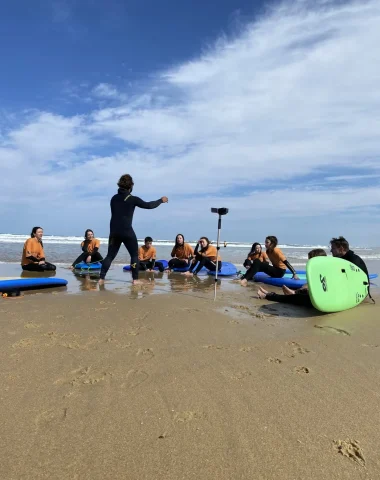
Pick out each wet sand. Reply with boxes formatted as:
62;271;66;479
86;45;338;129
1;274;380;479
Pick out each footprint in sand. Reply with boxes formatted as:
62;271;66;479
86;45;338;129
174;411;206;423
24;322;42;329
287;341;311;357
294;366;310;374
11;338;36;349
334;439;365;467
54;366;111;387
239;346;255;352
222;370;252;380
121;369;149;389
314;325;350;336
203;344;230;350
361;343;379;348
267;357;283;364
35;408;67;429
136;348;155;361
228;319;240;325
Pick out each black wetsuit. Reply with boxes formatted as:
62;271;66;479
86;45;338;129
72;242;103;267
342;250;369;278
100;189;163;280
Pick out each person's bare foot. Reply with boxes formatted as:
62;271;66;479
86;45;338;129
257;289;267;299
69;266;74;271
258;286;269;295
182;271;193;277
282;285;295;295
98;279;105;286
240;278;248;287
132;279;144;285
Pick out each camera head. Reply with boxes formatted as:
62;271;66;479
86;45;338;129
211;207;229;216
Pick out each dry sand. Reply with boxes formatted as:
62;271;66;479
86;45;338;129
1;285;380;479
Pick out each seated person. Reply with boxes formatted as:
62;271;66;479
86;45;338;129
243;242;269;269
138;237;165;272
182;237;222;276
257;248;327;307
168;234;194;270
241;235;299;286
71;229;103;269
21;227;56;272
330;236;369;278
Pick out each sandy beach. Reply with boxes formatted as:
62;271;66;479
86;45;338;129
1;282;380;480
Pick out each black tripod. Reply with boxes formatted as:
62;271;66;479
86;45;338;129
211;207;229;301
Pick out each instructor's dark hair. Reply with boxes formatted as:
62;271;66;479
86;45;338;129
31;226;43;238
265;236;278;248
145;236;153;243
308;248;327;259
118;174;134;191
175;233;185;247
84;229;94;239
330;236;349;252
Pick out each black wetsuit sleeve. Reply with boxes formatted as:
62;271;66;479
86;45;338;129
133;197;163;209
284;260;297;276
92;247;99;253
26;255;40;262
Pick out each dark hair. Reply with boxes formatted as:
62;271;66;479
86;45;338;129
145;236;153;243
175;233;185;247
265;236;278;248
308;248;327;259
84;229;94;239
199;236;210;251
117;174;134;191
250;242;262;254
31;226;43;238
330;236;349;252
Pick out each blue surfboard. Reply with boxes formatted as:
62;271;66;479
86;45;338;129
208;262;237;277
75;261;102;270
123;259;168;271
0;277;68;293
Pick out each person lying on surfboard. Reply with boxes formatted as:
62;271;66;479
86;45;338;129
240;236;299;286
243;242;269;269
257;248;327;306
182;237;222;276
70;229;103;269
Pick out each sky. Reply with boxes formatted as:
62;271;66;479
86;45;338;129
1;0;380;246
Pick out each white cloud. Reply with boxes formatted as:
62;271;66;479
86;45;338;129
1;0;380;244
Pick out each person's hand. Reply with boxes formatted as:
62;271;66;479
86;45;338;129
183;259;189;264
86;256;91;263
38;260;45;265
293;274;300;281
161;196;168;203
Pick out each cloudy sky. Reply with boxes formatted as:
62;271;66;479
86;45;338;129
1;0;379;245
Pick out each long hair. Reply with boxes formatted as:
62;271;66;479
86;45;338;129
84;229;94;239
30;226;43;247
199;236;210;252
265;236;278;249
175;233;185;248
250;242;262;256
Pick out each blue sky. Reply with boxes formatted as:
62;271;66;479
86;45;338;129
1;0;380;245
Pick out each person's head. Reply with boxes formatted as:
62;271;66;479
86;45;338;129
330;236;349;257
175;234;185;246
308;248;327;259
199;236;210;250
251;242;262;254
31;226;43;241
144;236;153;248
117;174;134;192
265;236;278;250
84;229;94;240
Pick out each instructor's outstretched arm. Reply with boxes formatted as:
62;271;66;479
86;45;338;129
133;196;168;209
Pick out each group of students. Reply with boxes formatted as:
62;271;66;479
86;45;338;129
20;173;370;308
240;235;369;307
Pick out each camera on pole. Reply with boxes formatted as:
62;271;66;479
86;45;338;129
211;207;229;300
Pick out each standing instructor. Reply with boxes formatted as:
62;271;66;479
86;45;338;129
99;174;168;285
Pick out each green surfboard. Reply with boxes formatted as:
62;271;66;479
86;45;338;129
306;256;369;313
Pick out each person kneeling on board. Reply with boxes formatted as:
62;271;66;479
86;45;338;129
21;227;56;272
70;229;103;269
241;236;299;286
243;242;269;270
182;237;222;276
139;237;165;272
257;249;327;307
168;234;194;270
